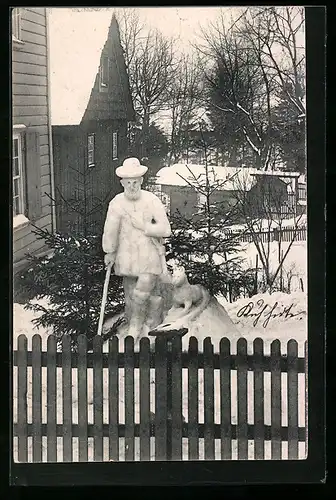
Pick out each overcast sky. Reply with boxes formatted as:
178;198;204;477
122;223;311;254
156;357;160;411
49;7;245;53
48;7;235;125
48;7;305;128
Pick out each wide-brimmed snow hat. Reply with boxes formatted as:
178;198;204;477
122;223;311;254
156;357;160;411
116;157;148;178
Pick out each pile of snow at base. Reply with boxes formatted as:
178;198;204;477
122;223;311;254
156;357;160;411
13;289;307;355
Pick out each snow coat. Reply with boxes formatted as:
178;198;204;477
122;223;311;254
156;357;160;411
102;190;171;277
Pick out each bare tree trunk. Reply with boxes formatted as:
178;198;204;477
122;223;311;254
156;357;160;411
141;111;150;159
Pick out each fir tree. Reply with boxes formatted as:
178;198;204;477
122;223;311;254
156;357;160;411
16;161;125;350
166;121;255;301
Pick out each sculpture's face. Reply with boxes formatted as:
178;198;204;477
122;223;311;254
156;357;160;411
121;177;142;200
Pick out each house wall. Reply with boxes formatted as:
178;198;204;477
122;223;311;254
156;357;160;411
12;7;53;271
247;177;288;218
53;119;127;235
161;184;238;221
206;190;237;210
161;185;198;218
52;126;84;234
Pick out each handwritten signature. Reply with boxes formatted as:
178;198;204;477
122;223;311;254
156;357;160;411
236;299;305;328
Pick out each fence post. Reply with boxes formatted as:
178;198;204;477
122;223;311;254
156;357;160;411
139;337;151;461
125;336;135;461
78;335;88;462
108;336;119;461
171;335;183;460
166;340;173;461
62;334;72;462
204;337;215;460
47;335;57;462
287;339;299;459
166;333;184;461
237;338;248;460
253;338;265;460
32;334;42;463
17;335;28;463
93;335;103;462
219;337;231;460
155;336;167;460
270;340;282;459
188;337;199;460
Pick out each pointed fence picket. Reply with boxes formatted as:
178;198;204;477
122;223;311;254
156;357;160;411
237;338;248;459
78;335;88;462
155;336;168;461
13;333;307;462
171;336;183;460
47;335;57;462
108;336;119;461
253;338;265;459
32;334;42;462
62;334;72;462
188;337;199;460
139;337;151;461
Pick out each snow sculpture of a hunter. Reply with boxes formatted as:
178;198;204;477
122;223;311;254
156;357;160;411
102;157;172;337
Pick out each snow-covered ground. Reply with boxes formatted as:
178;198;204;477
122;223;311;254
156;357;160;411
13;283;307;462
13;233;307;462
212;240;307;295
236;241;306;277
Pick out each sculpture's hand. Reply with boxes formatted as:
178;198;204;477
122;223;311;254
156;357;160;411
127;213;146;232
104;252;115;269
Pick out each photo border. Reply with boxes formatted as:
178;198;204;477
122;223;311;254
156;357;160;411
6;4;326;487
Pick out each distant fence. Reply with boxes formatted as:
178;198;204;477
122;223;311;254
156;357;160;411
226;227;307;244
13;334;308;462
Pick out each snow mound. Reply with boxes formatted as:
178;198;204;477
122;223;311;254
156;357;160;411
218;291;307;354
13;288;307;356
13;298;53;350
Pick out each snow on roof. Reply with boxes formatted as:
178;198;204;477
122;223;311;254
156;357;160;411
48;8;113;126
155;163;259;191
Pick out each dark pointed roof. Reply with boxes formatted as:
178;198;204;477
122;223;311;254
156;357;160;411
82;13;135;123
49;9;135;125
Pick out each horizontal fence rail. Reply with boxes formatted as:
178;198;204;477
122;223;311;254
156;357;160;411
13;334;308;462
225;227;307;244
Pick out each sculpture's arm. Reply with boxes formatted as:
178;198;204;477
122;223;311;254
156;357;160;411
102;200;122;255
144;198;171;238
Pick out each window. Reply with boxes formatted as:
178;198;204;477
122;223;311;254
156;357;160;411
298;184;306;200
12;132;25;218
12;8;24;50
12;8;23;42
112;132;118;160
99;56;109;90
13;127;42;227
88;133;95;167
